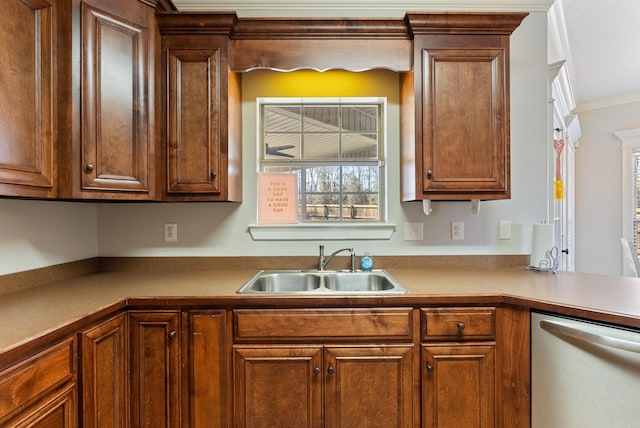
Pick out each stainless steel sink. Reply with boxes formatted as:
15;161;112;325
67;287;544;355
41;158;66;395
236;270;407;294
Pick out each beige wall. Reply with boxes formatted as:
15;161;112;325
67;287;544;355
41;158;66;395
574;101;640;275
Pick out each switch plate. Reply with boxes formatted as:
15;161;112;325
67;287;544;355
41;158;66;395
164;223;178;242
498;220;512;240
404;222;423;241
451;221;464;240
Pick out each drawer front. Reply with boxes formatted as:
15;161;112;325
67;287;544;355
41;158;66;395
422;307;495;341
0;337;75;422
234;308;414;342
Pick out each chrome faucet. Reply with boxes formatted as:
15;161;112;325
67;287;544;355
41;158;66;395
318;245;355;272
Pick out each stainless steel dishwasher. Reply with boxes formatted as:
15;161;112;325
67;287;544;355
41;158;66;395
531;311;640;427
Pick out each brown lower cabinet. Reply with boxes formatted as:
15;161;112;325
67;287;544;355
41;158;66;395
0;303;530;427
0;338;77;427
233;344;414;428
80;312;128;428
184;310;229;428
422;344;495;427
129;310;181;428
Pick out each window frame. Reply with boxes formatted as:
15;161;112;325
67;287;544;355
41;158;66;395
249;96;395;241
617;128;640;274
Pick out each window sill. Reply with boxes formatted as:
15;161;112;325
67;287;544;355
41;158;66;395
248;223;396;241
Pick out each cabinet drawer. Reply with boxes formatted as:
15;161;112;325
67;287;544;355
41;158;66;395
234;308;413;342
0;337;75;422
421;307;495;341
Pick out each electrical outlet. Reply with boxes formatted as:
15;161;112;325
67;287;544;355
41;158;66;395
164;223;178;242
451;221;464;240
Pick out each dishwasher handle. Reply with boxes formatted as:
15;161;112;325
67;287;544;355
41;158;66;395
540;319;640;354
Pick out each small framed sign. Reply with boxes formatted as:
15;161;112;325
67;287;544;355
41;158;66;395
257;173;298;224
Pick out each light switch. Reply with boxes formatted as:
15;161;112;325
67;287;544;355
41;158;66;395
498;220;511;240
404;222;423;241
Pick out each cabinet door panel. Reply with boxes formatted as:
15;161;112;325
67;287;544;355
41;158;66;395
0;0;55;196
10;384;77;428
422;344;495;428
81;2;150;193
129;311;180;428
167;49;221;194
80;313;128;428
233;346;323;428
422;48;506;195
324;345;414;428
187;310;227;428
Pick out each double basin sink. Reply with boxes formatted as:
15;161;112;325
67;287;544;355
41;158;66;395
236;269;408;294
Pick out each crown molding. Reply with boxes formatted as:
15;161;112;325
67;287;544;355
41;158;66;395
574;93;640;113
171;0;553;16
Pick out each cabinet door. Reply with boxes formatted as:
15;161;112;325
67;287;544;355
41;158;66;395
421;46;507;198
129;311;180;428
324;345;414;428
0;0;56;198
159;25;242;202
422;344;495;428
80;313;128;428
233;345;323;428
10;384;77;428
186;310;228;428
79;0;154;197
166;48;222;196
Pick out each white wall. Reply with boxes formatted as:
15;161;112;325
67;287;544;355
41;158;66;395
0;199;98;275
97;12;550;260
574;101;640;275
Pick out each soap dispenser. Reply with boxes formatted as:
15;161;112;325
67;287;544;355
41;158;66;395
360;252;373;272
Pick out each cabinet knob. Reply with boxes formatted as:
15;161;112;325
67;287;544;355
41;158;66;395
314;366;321;375
85;163;95;172
457;322;466;331
426;363;434;372
168;330;177;339
210;171;217;179
327;365;335;374
427;170;433;178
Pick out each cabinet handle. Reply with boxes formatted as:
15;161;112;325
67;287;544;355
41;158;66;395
210;171;217;179
427;170;433;178
457;322;466;331
426;363;434;372
327;365;335;374
314;366;321;375
85;163;95;172
168;330;177;339
540;319;640;354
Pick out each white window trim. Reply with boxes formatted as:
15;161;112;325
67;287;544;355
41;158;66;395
615;128;640;275
248;222;396;240
252;96;394;240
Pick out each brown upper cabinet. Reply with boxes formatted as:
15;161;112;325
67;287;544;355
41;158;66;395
0;10;526;202
57;0;161;200
402;13;527;201
157;13;242;201
0;0;57;198
0;0;163;200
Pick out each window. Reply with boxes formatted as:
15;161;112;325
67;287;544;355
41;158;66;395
616;128;640;274
258;97;386;223
633;149;640;256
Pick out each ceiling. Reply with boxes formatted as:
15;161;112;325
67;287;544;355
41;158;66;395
552;0;640;111
170;0;640;112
